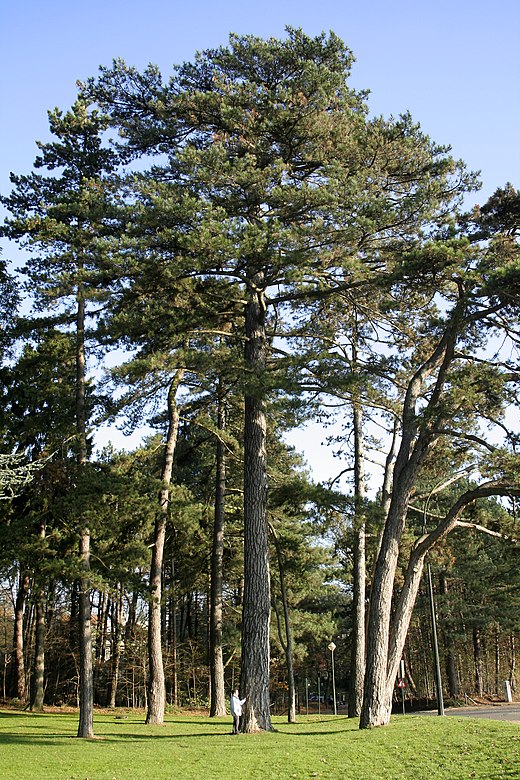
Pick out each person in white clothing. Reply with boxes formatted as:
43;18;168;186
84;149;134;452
230;689;246;734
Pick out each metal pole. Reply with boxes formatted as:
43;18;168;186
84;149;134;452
305;677;309;715
317;673;321;715
427;562;445;716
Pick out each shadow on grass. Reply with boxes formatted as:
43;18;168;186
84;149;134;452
0;726;359;746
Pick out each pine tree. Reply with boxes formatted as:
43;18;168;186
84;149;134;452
2;98;119;736
85;28;476;730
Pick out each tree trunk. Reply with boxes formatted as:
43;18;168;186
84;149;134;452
509;632;516;693
31;520;47;712
109;586;122;708
146;368;183;725
209;386;227;717
494;623;500;696
94;589;108;702
13;570;29;702
360;312;463;728
168;559;179;707
31;595;46;711
348;343;366;718
360;474;417;727
77;530;93;737
473;626;484;697
75;279;95;738
240;277;272;732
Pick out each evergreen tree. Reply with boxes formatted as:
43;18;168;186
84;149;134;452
86;28;473;730
2;98;119;736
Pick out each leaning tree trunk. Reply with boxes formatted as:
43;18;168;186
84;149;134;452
209;385;227;717
146;369;183;725
365;479;517;728
240;278;272;732
360;311;463;729
360;465;417;728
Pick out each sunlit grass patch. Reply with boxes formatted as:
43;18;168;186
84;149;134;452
0;709;517;780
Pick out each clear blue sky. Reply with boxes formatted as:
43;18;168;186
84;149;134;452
2;0;519;204
1;0;519;474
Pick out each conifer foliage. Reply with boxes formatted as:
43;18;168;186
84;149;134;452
0;29;519;733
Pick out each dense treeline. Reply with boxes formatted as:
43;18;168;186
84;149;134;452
0;29;519;733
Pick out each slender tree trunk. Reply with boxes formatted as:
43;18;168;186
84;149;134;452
13;570;29;702
209;385;227;717
403;648;418;696
146;368;183;725
31;519;47;712
240;277;272;732
494;624;500;696
169;559;179;707
348;336;366;718
76;282;94;738
473;626;484;697
509;632;516;692
109;587;122;708
31;595;46;711
94;590;108;701
77;531;93;737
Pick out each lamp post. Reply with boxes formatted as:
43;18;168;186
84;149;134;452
328;642;337;715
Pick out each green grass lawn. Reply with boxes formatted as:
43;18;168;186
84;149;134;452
0;709;518;780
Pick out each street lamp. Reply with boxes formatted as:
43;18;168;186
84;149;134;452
328;642;337;715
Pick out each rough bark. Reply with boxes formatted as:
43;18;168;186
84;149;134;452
77;530;94;737
209;388;227;717
240;278;272;732
361;306;463;728
13;570;29;702
348;372;366;718
31;595;46;711
76;282;94;739
146;368;183;725
365;479;520;727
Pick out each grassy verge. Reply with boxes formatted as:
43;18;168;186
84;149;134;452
0;709;518;780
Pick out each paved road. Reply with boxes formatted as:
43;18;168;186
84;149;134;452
416;704;520;723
